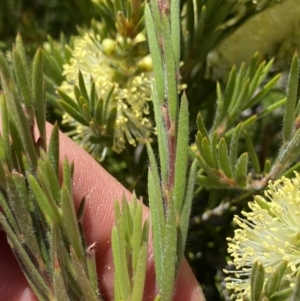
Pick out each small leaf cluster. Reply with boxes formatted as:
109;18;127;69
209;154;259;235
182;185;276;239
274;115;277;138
93;0;145;39
112;195;149;301
57;71;118;152
195;52;300;194
0;36;102;301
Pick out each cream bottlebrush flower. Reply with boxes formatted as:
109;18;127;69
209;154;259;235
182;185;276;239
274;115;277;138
225;172;300;300
59;33;153;154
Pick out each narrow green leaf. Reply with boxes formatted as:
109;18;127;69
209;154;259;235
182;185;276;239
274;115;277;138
74;84;83;104
218;138;233;179
235;152;248;187
106;106;117;137
151;79;168;185
11;171;41;256
112;227;130;299
149;0;162;36
39;150;60;203
82;103;92;122
78;94;89;114
269;288;293;301
290;269;300;301
146;143;165;225
0;213;51;301
247;60;266;98
70;247;99;301
59;244;85;300
0;53;13;87
145;4;164;103
12;46;33;114
114;202;131;298
53;255;69;301
241;115;257;131
142;218;149;244
90;79;97;115
114;273;121;301
9;120;25;171
221;65;236;120
49;222;60;278
229;62;246;111
177;160;197;268
3;80;37;167
37;161;62;214
229;79;250;124
247;52;260;84
161;196;177;300
265;261;287;297
196;153;219;181
196;112;208;139
57;88;80;111
195;131;204;154
211;131;219;168
147;169;164;289
78;70;89;104
86;245;102;300
229;123;242;171
58;100;89;126
0;134;6;162
32;48;46;147
103;85;115;121
121;196;132;243
246;74;281;109
0;191;18;234
77;197;86;222
61;183;85;263
202;137;217;169
15;34;27;66
94;97;104;126
255;196;275;217
161;13;178;123
257;97;286;119
283;52;299;142
264;159;271;175
250;261;264;301
170;0;180;67
0;94;11;167
132;201;143;273
47;122;59;177
27;173;61;225
278;127;300;165
131;243;148;301
174;94;189;212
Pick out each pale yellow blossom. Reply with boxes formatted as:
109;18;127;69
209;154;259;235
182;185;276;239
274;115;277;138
59;33;152;154
225;172;300;300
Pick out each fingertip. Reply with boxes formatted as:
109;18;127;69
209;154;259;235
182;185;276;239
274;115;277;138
17;288;38;301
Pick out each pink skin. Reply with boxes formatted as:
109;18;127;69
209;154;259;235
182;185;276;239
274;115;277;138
0;124;205;301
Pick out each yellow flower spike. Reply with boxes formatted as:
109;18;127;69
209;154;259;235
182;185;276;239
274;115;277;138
226;172;300;300
59;31;153;155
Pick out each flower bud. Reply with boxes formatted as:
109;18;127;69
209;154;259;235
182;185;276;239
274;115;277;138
102;39;116;56
138;55;153;72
